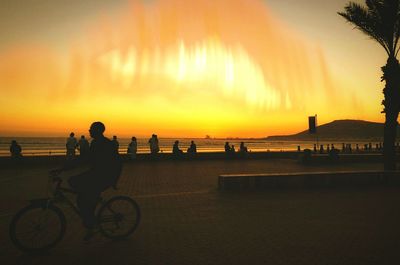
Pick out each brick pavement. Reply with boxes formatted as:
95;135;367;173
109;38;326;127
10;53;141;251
1;159;400;265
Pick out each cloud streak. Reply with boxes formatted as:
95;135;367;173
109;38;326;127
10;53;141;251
0;0;350;136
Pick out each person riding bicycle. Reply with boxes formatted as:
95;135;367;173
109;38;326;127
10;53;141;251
53;121;122;240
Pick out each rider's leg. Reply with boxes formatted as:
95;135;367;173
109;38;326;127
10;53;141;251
68;172;100;229
77;191;100;229
78;190;102;242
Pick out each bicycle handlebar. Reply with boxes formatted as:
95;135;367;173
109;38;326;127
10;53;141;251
49;169;62;177
48;170;63;192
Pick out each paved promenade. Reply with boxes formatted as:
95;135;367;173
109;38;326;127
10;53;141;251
1;159;400;265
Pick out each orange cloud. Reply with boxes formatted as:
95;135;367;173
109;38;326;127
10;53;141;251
0;0;355;137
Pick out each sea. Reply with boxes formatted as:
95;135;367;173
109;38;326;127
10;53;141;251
0;137;384;157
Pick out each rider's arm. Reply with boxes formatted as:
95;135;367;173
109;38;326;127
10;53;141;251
51;155;88;174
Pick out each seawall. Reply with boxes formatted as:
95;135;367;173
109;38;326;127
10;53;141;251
0;151;389;168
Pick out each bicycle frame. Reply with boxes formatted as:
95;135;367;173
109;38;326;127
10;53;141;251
37;176;108;219
53;185;130;229
53;187;81;217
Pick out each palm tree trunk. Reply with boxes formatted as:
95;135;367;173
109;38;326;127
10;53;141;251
382;57;400;170
384;111;398;170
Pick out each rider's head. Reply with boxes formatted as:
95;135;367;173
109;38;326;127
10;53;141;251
89;122;105;139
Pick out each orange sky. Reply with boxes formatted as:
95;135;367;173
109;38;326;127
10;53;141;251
0;0;388;138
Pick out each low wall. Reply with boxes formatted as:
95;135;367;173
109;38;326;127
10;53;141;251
0;151;388;168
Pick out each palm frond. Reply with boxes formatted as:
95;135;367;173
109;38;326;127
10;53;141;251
338;2;391;55
392;1;400;54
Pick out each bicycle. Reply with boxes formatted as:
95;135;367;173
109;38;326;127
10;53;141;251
9;171;141;253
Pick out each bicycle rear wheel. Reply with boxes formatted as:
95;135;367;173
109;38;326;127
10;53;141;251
97;196;140;239
9;203;66;253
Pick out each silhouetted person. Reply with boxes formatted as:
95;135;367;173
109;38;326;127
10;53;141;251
78;135;90;158
128;137;137;160
239;142;248;153
10;140;22;158
225;142;236;157
54;122;122;241
112;135;119;153
187;140;197;154
302;149;312;164
329;146;339;162
149;134;160;155
313;144;317;153
238;142;248;158
66;132;78;159
327;144;330;152
319;144;324;154
224;142;231;153
172;140;183;157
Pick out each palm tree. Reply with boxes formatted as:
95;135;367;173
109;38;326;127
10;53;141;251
338;0;400;170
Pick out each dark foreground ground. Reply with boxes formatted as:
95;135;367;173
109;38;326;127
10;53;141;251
1;159;400;265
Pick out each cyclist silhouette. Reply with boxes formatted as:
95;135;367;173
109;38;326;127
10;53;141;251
54;122;122;240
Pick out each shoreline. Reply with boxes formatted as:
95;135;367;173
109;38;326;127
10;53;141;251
1;137;389;157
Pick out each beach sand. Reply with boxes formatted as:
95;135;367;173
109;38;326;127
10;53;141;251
1;158;400;264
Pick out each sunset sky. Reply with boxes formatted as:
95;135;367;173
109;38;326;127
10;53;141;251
0;0;388;138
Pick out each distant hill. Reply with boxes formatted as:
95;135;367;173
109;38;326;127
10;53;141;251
266;120;400;141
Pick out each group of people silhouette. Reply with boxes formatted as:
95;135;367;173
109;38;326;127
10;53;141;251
8;136;252;159
64;132;199;159
311;142;391;154
9;138;398;159
66;133;120;160
172;140;197;157
129;134;197;159
66;133;90;159
225;141;248;156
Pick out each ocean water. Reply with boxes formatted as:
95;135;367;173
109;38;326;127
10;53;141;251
0;137;383;157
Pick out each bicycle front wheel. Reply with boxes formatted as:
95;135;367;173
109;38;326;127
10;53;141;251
9;203;66;253
97;196;140;239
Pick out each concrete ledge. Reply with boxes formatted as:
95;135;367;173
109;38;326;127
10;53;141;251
218;170;400;191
